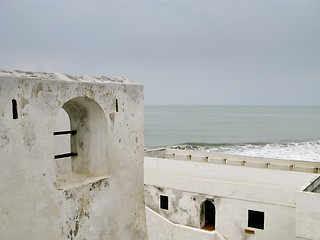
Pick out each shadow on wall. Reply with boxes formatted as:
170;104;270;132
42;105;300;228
54;97;109;176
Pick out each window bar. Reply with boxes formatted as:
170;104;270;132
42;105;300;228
54;152;78;159
54;130;77;135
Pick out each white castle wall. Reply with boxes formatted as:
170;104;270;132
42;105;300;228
146;207;225;240
145;156;319;240
0;70;146;240
145;185;213;228
296;177;320;240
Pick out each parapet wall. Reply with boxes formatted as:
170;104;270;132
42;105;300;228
157;148;320;173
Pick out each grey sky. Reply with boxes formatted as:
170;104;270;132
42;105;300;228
0;0;319;105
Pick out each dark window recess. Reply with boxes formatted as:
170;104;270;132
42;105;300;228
54;130;77;135
12;99;18;119
116;99;119;112
204;200;215;228
54;152;78;159
200;200;216;231
248;210;264;230
160;195;168;210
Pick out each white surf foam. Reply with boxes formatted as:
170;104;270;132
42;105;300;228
202;140;320;162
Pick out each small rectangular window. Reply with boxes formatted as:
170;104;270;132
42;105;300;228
160;195;168;210
248;210;264;230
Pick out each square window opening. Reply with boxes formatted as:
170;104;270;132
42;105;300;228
160;195;168;210
248;210;264;230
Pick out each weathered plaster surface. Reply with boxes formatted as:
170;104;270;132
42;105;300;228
296;178;320;240
145;157;318;207
145;185;213;228
145;156;319;240
0;70;146;240
146;207;225;240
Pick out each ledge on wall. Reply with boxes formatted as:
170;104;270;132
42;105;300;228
55;173;109;190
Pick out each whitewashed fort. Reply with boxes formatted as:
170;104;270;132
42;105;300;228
1;70;320;240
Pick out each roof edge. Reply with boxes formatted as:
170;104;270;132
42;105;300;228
0;69;137;85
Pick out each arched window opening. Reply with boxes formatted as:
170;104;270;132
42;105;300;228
59;97;109;176
200;200;216;231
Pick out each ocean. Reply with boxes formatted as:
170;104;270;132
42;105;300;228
145;105;320;162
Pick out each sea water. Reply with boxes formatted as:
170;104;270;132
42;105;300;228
145;106;320;161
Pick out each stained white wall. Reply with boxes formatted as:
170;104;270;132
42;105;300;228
145;157;318;207
146;207;225;240
0;70;146;240
145;185;214;228
296;190;320;240
145;185;301;240
145;157;319;240
216;197;298;240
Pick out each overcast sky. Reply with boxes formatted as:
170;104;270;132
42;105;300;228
0;0;319;105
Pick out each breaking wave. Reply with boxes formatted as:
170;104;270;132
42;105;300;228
171;140;320;162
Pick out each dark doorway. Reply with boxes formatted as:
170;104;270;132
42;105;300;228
200;200;216;231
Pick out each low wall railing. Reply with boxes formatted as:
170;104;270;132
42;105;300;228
146;148;320;174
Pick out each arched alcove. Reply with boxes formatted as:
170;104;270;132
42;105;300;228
59;97;109;176
200;200;216;231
